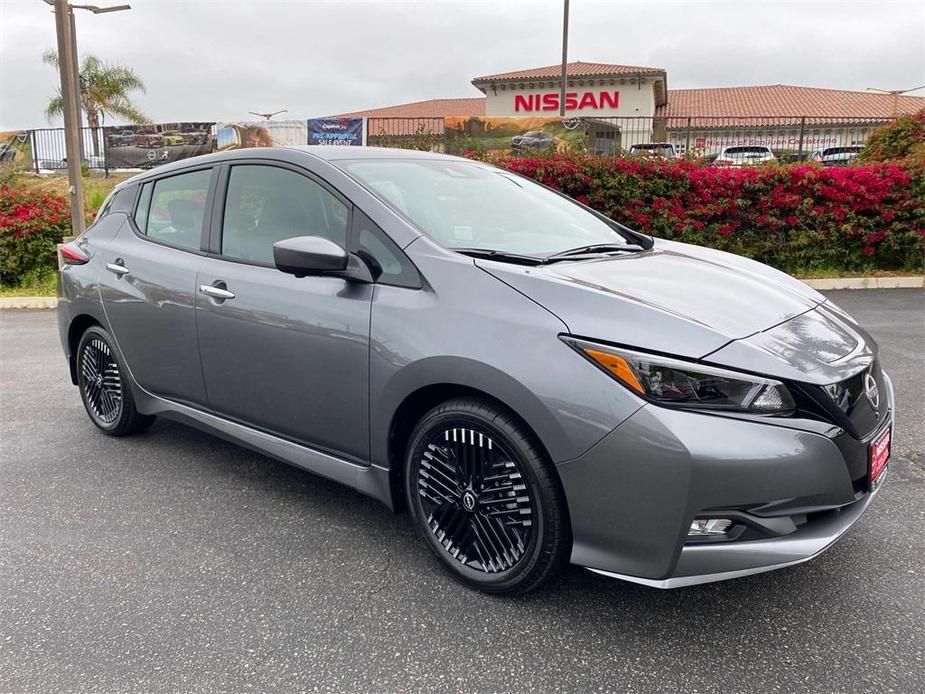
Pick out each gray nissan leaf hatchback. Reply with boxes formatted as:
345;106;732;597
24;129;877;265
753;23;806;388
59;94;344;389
57;146;894;594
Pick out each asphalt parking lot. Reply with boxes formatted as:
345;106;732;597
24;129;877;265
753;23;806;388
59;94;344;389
1;289;923;693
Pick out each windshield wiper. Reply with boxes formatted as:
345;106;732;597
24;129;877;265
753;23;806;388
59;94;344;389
452;248;544;266
543;243;647;263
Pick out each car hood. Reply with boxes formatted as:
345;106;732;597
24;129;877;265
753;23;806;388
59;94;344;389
477;239;851;378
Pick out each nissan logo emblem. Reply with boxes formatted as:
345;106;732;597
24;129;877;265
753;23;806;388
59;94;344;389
864;372;880;410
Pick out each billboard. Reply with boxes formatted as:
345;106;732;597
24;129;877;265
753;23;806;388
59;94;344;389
308;118;363;146
104;122;215;169
215;120;308;150
444;116;585;156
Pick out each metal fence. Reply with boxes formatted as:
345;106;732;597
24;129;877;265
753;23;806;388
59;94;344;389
366;115;892;159
659;116;891;159
10;115;895;173
366;117;445;150
30;126;108;172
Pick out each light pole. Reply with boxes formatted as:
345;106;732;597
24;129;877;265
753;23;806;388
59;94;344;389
46;0;131;237
866;85;925;116
559;0;570;117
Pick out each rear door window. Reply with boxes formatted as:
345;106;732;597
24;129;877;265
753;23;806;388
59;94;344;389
139;169;212;251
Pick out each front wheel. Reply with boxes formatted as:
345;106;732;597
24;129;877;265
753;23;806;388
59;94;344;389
404;398;570;595
76;325;155;436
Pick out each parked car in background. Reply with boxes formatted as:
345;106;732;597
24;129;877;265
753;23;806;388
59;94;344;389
628;143;677;158
714;145;776;166
161;131;185;147
511;130;555;152
810;146;863;167
38;156;105;173
57;147;894;596
134;129;163;148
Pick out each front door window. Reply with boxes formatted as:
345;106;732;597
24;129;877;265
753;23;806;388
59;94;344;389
221;165;349;264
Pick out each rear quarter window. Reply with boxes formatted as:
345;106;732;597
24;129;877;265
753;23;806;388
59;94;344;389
109;185;138;214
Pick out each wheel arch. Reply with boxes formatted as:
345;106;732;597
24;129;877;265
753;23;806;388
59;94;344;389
66;313;104;384
380;359;570;513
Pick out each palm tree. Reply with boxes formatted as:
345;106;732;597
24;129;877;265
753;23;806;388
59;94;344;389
44;50;148;157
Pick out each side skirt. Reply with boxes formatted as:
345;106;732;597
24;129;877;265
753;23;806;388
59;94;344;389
134;388;395;510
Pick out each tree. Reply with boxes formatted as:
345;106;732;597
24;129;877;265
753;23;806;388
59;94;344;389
44;50;148;157
859;110;925;163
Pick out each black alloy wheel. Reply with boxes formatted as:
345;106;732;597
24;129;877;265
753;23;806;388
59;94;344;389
76;326;155;436
79;335;123;425
405;398;570;594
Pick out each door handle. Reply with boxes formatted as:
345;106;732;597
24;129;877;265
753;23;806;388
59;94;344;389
199;284;236;300
106;260;129;276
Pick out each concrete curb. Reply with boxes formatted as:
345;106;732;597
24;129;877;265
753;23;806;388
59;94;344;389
0;296;58;309
1;276;922;310
802;276;924;290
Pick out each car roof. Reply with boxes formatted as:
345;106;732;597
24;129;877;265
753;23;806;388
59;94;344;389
284;145;469;162
109;146;472;191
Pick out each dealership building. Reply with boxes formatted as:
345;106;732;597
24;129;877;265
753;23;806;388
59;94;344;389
337;61;925;155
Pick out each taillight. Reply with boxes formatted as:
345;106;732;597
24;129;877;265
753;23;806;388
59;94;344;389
60;243;89;265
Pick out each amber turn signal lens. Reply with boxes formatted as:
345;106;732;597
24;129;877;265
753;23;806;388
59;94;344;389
583;348;645;395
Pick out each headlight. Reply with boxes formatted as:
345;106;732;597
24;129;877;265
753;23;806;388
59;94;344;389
564;338;795;413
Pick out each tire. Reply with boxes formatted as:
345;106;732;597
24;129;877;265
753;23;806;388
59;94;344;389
404;397;570;595
76;325;155;436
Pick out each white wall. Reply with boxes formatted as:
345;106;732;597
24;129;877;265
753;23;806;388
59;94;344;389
482;78;657;117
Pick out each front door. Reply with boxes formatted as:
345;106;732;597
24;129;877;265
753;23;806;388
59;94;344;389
98;167;214;406
195;162;372;463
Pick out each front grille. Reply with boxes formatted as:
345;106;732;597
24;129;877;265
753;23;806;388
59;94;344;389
797;360;888;441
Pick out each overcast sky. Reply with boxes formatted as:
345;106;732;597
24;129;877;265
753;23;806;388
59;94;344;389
1;0;923;130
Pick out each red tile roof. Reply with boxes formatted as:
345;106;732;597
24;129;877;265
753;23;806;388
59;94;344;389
658;84;925;119
472;61;666;84
328;84;924;127
332;98;485;119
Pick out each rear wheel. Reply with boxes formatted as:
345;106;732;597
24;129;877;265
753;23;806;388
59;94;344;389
76;326;155;436
404;398;570;595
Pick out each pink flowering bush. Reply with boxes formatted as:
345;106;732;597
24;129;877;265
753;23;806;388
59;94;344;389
0;183;72;286
476;152;924;274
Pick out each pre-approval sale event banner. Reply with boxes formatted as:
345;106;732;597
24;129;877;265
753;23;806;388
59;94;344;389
308;118;363;146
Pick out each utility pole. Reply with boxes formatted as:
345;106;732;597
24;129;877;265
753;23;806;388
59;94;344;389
47;0;132;235
53;0;86;236
68;5;86;161
559;0;569;117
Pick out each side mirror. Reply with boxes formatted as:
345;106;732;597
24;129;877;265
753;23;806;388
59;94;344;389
273;236;373;283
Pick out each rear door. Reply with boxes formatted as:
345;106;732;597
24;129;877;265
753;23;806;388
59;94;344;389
195;161;373;462
98;166;215;406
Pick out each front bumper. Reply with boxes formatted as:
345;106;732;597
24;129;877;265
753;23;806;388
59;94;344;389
558;372;894;588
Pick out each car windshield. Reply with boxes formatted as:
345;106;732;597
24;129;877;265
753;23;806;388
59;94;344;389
823;147;861;156
339;159;631;256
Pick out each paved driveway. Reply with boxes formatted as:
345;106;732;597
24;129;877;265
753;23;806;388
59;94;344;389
1;289;923;693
